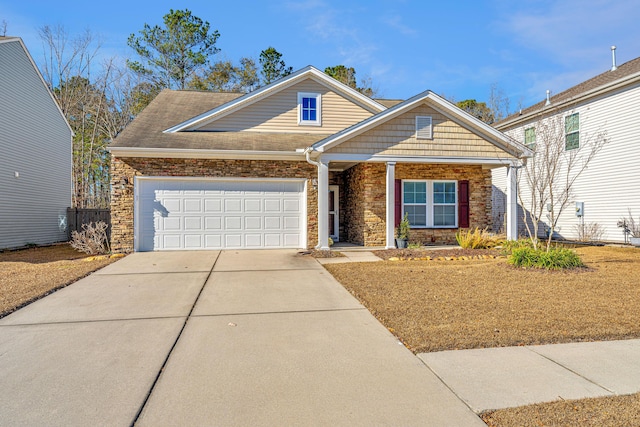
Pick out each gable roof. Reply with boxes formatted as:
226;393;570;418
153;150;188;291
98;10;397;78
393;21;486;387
313;90;532;159
110;90;330;156
0;36;72;134
164;66;387;133
496;56;640;130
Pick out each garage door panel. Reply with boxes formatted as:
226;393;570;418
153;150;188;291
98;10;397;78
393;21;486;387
245;234;262;247
225;199;242;212
184;234;203;249
184;217;202;231
184;199;203;213
205;217;222;230
245;217;262;230
205;199;222;212
137;179;304;251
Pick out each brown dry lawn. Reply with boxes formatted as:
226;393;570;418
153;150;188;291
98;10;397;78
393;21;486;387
0;244;119;317
325;246;640;353
324;245;640;427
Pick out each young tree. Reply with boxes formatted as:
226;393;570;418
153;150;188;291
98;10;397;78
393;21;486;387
189;57;259;93
517;110;607;251
127;9;220;90
39;25;113;209
259;47;292;85
456;99;495;124
324;64;378;97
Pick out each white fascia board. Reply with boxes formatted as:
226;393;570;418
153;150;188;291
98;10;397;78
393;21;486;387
164;66;386;133
108;146;305;161
497;72;640;130
319;152;520;167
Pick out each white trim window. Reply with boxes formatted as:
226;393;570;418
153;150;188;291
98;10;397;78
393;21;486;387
565;113;579;150
402;180;457;228
298;92;321;126
415;116;433;139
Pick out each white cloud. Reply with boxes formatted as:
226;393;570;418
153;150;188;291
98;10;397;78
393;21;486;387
381;15;417;36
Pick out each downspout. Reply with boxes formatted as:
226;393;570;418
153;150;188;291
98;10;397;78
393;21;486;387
304;146;320;168
304;147;328;250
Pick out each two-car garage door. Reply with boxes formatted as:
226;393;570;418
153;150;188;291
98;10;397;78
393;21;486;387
136;178;305;251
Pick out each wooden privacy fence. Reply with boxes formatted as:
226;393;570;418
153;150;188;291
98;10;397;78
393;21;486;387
66;208;111;240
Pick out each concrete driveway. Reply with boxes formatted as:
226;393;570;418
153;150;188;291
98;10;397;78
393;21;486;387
0;250;482;426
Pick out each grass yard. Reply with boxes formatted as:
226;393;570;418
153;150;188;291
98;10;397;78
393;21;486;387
481;393;640;427
324;245;640;427
0;244;119;317
325;246;640;353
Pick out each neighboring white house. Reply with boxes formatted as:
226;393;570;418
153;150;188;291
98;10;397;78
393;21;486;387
492;52;640;243
0;36;72;249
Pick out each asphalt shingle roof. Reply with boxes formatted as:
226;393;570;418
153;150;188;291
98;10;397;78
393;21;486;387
111;90;332;151
496;56;640;129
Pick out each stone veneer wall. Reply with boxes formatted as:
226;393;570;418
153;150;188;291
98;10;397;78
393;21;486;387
110;156;317;253
341;163;492;246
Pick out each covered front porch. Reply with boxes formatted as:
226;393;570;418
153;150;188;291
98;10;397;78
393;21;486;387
312;159;519;250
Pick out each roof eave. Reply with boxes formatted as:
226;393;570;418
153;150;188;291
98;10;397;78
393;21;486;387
108;146;306;161
497;71;640;130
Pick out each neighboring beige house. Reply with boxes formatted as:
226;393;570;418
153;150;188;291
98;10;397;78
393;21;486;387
109;66;530;252
492;53;640;242
0;37;72;250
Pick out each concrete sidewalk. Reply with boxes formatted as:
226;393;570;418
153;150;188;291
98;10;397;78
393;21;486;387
418;339;640;413
0;250;483;426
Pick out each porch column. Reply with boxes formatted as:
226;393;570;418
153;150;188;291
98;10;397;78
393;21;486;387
316;159;330;250
506;165;518;240
385;162;396;249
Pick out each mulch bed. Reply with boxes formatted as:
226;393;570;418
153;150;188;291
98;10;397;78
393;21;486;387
373;247;502;260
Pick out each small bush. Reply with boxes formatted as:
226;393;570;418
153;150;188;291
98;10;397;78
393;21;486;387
508;247;584;270
456;228;502;249
407;242;422;249
574;222;605;242
500;238;535;254
70;221;110;255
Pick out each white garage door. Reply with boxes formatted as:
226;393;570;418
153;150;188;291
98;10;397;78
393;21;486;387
136;178;305;251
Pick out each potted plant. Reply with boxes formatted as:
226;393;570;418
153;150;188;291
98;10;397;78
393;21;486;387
618;210;640;246
395;213;410;248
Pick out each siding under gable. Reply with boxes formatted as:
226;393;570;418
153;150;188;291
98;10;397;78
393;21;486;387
325;103;515;159
0;40;72;249
198;79;374;133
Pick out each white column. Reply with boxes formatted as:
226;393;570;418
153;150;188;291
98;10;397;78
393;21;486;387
506;165;518;240
316;160;330;250
385;162;396;249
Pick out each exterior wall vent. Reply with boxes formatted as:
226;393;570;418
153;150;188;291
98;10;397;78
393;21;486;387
415;116;433;139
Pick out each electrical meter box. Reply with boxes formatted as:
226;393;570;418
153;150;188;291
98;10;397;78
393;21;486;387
576;202;584;217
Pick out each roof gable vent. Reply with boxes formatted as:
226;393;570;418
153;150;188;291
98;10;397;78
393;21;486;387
416;116;433;139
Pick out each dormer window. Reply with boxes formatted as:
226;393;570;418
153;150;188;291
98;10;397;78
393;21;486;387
298;92;321;126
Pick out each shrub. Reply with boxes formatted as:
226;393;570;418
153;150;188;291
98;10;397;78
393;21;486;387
500;238;535;254
70;221;110;255
574;222;605;242
396;212;410;240
456;227;502;249
508;247;584;270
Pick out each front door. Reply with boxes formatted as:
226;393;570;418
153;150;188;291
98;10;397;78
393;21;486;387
328;185;339;242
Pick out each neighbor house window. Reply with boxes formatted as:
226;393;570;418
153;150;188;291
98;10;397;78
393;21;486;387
565;113;579;150
415;116;433;139
298;92;321;126
402;180;457;228
524;127;536;148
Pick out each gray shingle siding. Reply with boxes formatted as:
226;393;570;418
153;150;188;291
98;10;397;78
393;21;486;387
0;39;72;249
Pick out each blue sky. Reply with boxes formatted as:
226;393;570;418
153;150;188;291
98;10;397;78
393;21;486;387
2;0;639;109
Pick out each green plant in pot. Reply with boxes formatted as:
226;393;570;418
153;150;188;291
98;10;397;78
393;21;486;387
395;213;410;249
